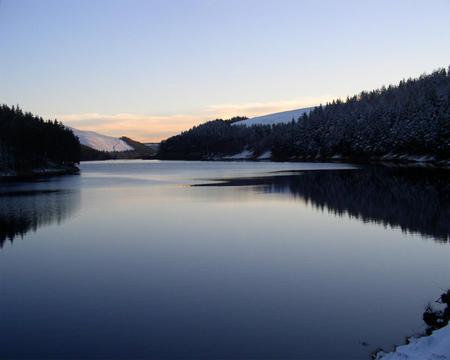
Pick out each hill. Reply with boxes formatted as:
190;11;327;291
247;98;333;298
71;128;133;152
159;67;450;163
74;130;157;161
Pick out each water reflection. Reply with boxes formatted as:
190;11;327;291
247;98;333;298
194;166;450;242
0;189;80;247
1;162;450;359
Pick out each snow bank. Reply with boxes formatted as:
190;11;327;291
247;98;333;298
70;128;133;152
233;107;314;127
376;324;450;360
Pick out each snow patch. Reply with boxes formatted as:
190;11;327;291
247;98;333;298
222;150;253;159
257;150;272;160
233;107;314;127
70;128;133;152
380;154;436;162
376;324;450;360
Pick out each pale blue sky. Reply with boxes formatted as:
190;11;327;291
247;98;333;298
1;0;449;141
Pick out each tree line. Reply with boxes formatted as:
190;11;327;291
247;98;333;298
159;68;450;161
0;105;80;172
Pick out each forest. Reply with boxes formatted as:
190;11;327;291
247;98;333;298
0;105;80;175
159;68;450;162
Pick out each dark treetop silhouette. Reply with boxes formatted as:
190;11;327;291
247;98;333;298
160;68;450;162
0;105;80;176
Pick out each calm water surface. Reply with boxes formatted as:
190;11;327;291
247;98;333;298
1;160;450;359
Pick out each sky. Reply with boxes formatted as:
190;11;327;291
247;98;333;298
1;0;449;142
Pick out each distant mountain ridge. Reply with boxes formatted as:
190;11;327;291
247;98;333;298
69;127;157;160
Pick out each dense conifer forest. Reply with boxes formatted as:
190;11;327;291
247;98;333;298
0;105;80;175
159;68;450;162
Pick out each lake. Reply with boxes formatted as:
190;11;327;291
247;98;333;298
1;160;449;359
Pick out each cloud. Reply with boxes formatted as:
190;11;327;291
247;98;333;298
204;95;334;119
58;112;212;142
56;96;335;142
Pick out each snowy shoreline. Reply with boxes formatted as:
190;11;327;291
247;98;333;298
375;323;450;360
203;151;450;168
376;289;450;360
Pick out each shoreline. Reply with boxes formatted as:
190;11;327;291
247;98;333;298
0;165;79;180
375;323;450;359
101;155;450;169
375;289;450;359
156;149;450;168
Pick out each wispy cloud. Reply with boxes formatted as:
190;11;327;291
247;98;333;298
205;95;333;119
58;113;213;142
56;96;335;142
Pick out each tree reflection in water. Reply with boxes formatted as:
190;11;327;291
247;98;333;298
0;189;80;247
194;166;450;242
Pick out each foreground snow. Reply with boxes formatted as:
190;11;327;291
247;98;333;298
376;323;450;360
233;107;314;127
70;128;133;152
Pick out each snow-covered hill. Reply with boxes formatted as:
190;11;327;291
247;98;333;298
70;128;133;152
233;107;314;127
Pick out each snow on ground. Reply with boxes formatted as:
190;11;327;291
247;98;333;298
257;150;272;160
221;150;253;160
376;324;450;360
70;128;133;152
233;107;314;127
209;150;271;160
